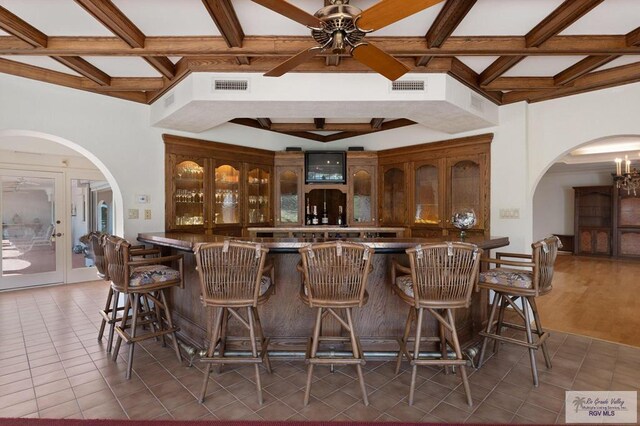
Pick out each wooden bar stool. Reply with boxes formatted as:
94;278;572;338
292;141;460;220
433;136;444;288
105;235;184;379
298;241;374;406
477;236;560;386
392;242;482;406
194;240;274;405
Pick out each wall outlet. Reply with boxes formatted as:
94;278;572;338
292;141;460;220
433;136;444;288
499;208;520;219
128;209;139;219
144;209;152;220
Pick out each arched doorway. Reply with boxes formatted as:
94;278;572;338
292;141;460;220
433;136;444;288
0;130;124;289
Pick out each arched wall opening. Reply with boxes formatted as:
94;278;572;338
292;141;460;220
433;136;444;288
0;129;124;236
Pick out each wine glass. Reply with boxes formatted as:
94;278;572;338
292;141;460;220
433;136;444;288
451;208;477;240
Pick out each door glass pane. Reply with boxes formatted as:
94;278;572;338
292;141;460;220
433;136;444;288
175;160;204;226
382;167;405;224
215;164;239;224
71;179;111;270
415;165;439;225
450;160;480;215
279;170;298;223
353;170;372;223
248;167;270;224
1;175;56;276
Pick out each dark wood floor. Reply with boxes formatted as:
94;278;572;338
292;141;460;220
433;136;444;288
0;280;639;422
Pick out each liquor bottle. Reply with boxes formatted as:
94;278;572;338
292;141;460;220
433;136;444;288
321;202;329;225
311;205;319;225
305;198;311;225
337;205;344;226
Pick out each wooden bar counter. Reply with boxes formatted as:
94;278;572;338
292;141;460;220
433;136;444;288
138;231;509;359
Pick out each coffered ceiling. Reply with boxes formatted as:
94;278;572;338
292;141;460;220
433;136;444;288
1;0;639;141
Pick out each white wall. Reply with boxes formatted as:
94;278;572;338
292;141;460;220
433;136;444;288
532;170;611;241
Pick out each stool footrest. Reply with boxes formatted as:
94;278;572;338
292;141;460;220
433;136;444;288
500;321;545;336
479;330;549;349
115;326;179;343
307;357;365;365
410;358;466;367
201;356;262;365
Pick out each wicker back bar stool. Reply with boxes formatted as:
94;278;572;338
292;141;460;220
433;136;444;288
104;235;184;379
477;236;560;386
194;240;274;405
392;242;482;406
298;241;374;406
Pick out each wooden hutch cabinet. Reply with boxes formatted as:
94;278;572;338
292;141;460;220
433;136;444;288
274;152;304;226
378;133;492;237
573;186;613;256
614;187;640;258
164;135;274;235
347;152;377;226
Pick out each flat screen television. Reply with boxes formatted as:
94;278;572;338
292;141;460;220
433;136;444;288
305;151;346;184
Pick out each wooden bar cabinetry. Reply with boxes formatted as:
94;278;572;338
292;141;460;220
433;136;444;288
573;186;613;256
164;135;274;235
614;186;640;258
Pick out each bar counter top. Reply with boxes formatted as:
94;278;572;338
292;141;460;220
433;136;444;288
137;232;510;254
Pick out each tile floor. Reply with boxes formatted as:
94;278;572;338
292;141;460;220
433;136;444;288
1;281;639;423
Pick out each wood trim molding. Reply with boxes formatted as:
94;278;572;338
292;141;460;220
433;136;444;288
479;56;524;85
0;6;47;47
377;132;493;163
163;133;275;162
52;56;111;86
201;0;244;48
525;0;604;47
74;0;145;48
553;55;619;85
425;0;477;48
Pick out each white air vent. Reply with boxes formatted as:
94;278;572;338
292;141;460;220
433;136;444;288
213;79;249;91
164;93;175;108
391;80;426;92
470;94;484;112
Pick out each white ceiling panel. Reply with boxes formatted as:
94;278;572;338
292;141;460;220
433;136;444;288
503;56;586;77
83;57;161;77
235;0;318;36
112;0;221;36
0;0;113;36
0;56;81;76
560;0;640;35
452;0;564;36
593;56;640;72
456;56;500;74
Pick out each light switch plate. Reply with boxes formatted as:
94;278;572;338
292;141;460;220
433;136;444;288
128;209;139;219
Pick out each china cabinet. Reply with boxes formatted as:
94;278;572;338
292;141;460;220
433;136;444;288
573;186;612;256
379;163;408;226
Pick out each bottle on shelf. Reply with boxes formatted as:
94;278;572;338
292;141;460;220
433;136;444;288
311;205;319;225
337;205;345;226
306;198;311;225
321;202;329;225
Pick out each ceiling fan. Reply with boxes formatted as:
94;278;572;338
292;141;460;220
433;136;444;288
252;0;444;81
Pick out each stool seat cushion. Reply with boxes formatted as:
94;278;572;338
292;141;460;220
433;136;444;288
130;265;180;287
396;275;414;298
479;268;533;289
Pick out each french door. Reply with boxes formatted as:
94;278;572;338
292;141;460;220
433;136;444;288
0;169;65;289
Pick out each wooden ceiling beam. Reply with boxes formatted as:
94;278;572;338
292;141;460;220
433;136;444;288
202;0;244;48
322;119;417;143
553;55;618;85
145;58;191;103
52;56;111;86
425;0;477;48
144;56;176;79
82;77;165;91
479;56;524;85
0;6;48;47
256;118;272;128
2;35;639;56
415;56;434;67
271;123;377;132
482;77;555;91
0;57;146;102
525;0;603;47
448;57;502;103
230;118;326;142
74;0;145;48
626;26;640;47
370;118;385;129
503;61;640;104
314;118;325;129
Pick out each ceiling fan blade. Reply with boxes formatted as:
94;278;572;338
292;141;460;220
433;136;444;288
265;47;323;77
358;0;445;31
252;0;323;28
352;43;410;81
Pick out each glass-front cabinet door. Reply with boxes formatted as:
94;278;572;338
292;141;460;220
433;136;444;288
172;158;206;229
447;155;485;231
276;166;303;225
413;161;442;227
380;164;407;225
214;163;240;225
348;165;376;226
246;165;271;225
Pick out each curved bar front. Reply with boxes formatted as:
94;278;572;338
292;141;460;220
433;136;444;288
138;232;509;358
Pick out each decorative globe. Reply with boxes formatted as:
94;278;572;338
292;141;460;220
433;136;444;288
451;209;477;240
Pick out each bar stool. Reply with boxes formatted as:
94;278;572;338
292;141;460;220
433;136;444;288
105;235;184;379
477;236;560;386
194;240;274;405
298;241;374;406
392;242;482;406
